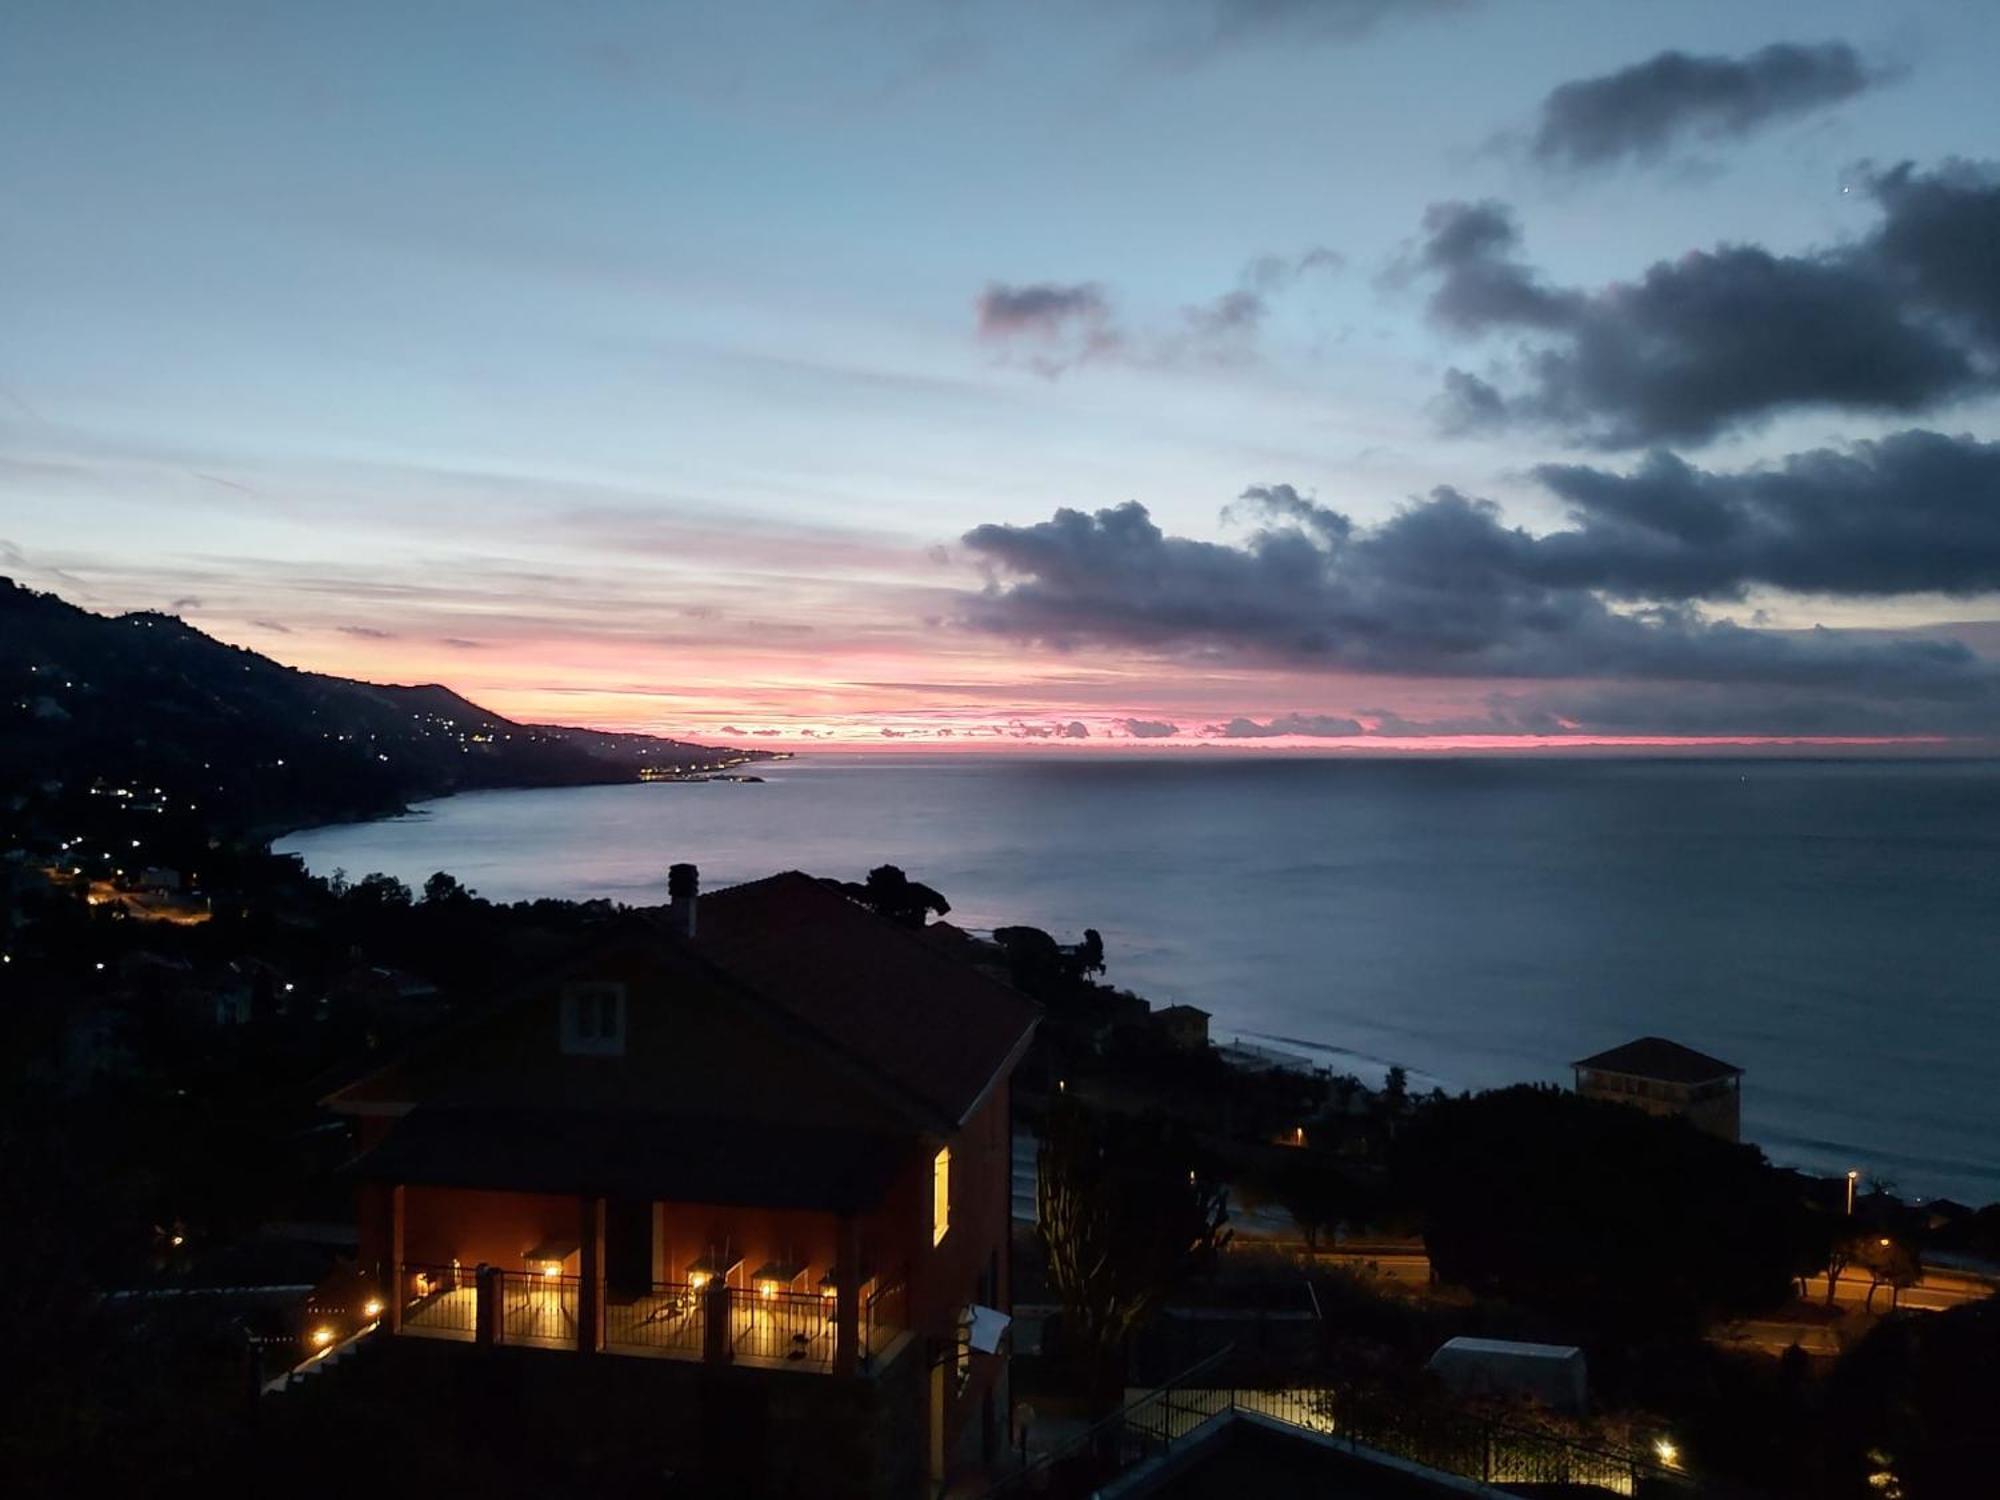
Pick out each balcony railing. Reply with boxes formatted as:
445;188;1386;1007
501;1271;580;1349
387;1262;907;1374
605;1281;705;1360
731;1287;837;1370
401;1262;476;1341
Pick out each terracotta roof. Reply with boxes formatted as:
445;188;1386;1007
1573;1036;1741;1084
698;872;1040;1127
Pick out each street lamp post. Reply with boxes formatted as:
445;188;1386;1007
1846;1170;1859;1216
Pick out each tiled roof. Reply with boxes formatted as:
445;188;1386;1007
355;1106;909;1212
698;872;1040;1127
1573;1036;1741;1084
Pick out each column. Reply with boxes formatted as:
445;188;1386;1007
579;1195;606;1354
833;1213;861;1376
385;1182;406;1335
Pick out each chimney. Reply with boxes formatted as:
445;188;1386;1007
667;863;699;939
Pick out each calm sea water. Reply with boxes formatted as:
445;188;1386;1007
277;756;2000;1203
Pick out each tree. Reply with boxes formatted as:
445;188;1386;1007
421;870;474;906
1850;1234;1920;1312
1273;1153;1352;1259
855;865;950;928
346;872;412;909
1036;1096;1230;1409
1398;1085;1830;1342
1821;1298;2000;1498
1076;928;1106;977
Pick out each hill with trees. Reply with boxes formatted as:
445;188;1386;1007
1;578;768;844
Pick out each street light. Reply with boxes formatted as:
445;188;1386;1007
1846;1170;1859;1216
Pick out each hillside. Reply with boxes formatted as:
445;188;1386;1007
0;579;767;841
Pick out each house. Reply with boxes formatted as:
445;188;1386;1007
1151;1004;1211;1054
1572;1036;1743;1141
322;866;1038;1498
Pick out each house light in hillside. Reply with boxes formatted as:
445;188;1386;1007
932;1147;951;1246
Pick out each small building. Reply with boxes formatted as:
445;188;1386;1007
1572;1036;1742;1141
1426;1337;1588;1413
1152;1004;1211;1054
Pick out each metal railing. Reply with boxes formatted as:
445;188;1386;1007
500;1271;579;1348
400;1262;476;1340
732;1287;837;1368
984;1349;1691;1498
605;1280;705;1360
864;1277;907;1362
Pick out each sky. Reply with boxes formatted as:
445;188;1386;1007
4;0;1999;750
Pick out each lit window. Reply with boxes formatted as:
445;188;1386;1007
932;1147;951;1247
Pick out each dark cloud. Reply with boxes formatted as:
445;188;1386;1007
1121;717;1181;737
956;474;2000;731
439;636;487;650
1531;42;1884;171
168;595;202;612
337;624;396;639
1203;713;1365;737
1414;162;2000;447
1059;720;1091;738
251;619;291;634
1531;429;2000;600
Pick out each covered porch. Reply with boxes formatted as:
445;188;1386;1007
359;1106;915;1376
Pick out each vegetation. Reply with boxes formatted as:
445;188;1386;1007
1035;1095;1230;1408
1398;1085;1831;1342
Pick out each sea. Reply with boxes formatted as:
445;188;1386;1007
276;755;2000;1204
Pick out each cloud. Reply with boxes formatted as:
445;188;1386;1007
439;636;487;650
979;247;1340;373
1059;719;1091;738
251;619;292;634
956;475;2000;732
1121;717;1181;737
1412;162;2000;446
1203;713;1365;737
1530;429;2000;600
337;624;397;639
168;596;202;612
1154;0;1471;54
1530;42;1886;172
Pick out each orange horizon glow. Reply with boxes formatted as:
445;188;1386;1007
162;615;1994;758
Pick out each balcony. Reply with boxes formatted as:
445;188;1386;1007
392;1261;907;1374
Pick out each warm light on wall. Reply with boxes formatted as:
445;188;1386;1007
689;1270;711;1290
932;1146;951;1247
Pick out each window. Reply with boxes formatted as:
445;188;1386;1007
932;1146;951;1247
560;981;626;1056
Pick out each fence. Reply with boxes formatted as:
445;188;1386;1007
605;1280;706;1360
500;1271;579;1349
986;1350;1689;1498
732;1287;837;1368
865;1278;908;1363
400;1262;477;1340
